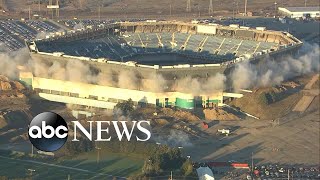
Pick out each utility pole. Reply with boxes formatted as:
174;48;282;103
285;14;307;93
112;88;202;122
170;171;173;180
29;6;31;20
288;169;290;180
170;4;172;16
244;0;247;16
49;0;53;19
98;6;101;20
186;0;191;12
274;1;277;14
251;152;254;172
304;0;307;7
236;1;239;14
38;0;41;13
56;0;59;18
232;0;235;19
208;0;213;16
95;146;101;164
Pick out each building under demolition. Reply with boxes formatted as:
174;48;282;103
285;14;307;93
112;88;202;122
20;72;244;110
22;20;302;110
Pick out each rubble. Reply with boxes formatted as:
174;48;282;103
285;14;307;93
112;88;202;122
203;108;239;120
0;74;25;91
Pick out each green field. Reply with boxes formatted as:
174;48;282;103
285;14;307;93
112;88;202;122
0;150;145;179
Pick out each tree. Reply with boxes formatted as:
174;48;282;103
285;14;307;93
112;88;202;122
114;98;134;116
181;159;193;176
63;138;94;155
142;146;185;175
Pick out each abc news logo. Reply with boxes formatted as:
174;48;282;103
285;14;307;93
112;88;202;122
28;112;151;152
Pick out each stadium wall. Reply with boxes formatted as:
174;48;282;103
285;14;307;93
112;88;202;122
22;75;226;109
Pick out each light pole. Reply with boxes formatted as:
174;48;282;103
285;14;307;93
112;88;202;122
304;0;307;7
232;0;236;19
31;144;34;157
274;1;278;13
95;146;101;164
244;0;247;16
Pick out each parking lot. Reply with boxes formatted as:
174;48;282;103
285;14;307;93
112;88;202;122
194;163;320;179
0;20;62;52
24;20;60;33
57;19;110;29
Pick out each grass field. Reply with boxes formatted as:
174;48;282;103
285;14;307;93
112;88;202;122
0;150;144;179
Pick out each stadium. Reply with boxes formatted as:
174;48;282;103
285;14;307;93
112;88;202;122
22;20;303;110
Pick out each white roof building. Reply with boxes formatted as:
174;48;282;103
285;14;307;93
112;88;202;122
196;167;215;180
278;7;320;18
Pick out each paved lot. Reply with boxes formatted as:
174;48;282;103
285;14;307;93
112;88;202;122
185;108;320;165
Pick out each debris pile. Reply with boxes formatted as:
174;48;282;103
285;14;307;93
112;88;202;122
0;75;25;91
203;108;239;120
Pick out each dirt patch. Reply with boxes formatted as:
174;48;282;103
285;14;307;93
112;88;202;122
153;118;169;126
203;108;239;121
160;108;200;122
229;84;302;120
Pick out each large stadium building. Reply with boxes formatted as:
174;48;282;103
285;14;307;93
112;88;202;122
22;20;303;110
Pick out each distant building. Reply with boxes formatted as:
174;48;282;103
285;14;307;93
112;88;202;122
196;167;215;180
278;7;320;18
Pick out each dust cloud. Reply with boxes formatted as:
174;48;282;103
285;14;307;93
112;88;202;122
153;130;193;147
231;43;320;90
0;43;319;94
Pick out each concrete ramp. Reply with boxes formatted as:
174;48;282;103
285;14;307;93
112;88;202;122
293;96;315;112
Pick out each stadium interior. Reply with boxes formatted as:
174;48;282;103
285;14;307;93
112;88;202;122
32;21;299;66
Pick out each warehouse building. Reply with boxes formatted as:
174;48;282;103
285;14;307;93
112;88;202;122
278;7;320;18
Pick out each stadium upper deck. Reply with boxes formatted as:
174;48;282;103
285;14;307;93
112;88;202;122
35;32;277;65
27;20;303;79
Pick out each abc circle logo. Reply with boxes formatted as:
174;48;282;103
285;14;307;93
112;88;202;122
28;112;68;152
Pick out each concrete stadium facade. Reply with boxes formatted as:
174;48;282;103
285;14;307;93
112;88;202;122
20;72;235;110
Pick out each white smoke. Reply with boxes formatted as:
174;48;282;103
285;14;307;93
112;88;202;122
35;29;65;40
0;43;318;95
0;48;31;79
142;73;168;92
232;43;320;90
117;70;139;89
153;130;193;147
176;73;226;95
